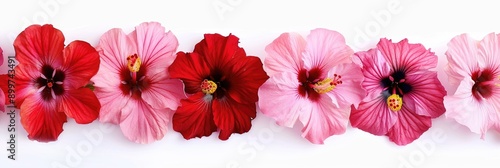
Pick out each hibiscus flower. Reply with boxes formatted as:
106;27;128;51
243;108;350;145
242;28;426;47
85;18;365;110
92;22;186;144
7;24;101;142
350;38;446;145
444;33;500;138
169;33;268;140
257;28;365;144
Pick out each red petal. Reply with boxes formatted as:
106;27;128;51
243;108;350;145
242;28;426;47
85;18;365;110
169;52;210;94
58;88;100;124
14;24;64;68
20;94;67;142
386;107;432;146
350;96;398;135
226;56;269;104
14;64;40;108
0;74;10;107
172;92;217;139
62;40;100;90
194;34;247;70
212;98;256;140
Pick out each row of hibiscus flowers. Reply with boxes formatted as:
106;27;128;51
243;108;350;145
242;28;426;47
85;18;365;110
0;22;498;146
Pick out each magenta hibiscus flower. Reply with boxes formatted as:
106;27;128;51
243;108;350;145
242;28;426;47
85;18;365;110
350;38;446;145
92;22;186;144
258;29;365;144
444;33;500;138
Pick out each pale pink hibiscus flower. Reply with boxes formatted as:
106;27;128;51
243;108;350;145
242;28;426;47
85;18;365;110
92;22;186;144
444;33;500;138
258;28;365;144
350;38;446;145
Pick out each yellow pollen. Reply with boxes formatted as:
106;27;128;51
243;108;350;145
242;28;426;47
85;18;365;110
127;54;141;72
387;94;403;112
201;79;217;94
313;78;336;94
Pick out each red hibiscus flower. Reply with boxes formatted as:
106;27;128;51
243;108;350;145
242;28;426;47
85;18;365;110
169;34;268;140
7;24;101;142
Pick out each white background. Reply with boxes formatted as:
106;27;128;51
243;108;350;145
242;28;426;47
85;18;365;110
1;0;500;167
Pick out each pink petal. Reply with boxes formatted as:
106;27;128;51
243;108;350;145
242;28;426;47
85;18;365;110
14;24;64;69
478;33;500;73
264;32;306;76
20;94;67;142
258;72;311;127
95;86;130;125
404;73;446;118
61;41;100;90
131;22;178;75
212;98;256;140
141;71;185;110
0;46;3;65
299;95;351;144
58;88;100;124
377;38;437;74
355;49;391;100
326;62;365;109
386;106;432;146
172;92;217;139
350;96;397;135
303;28;353;72
119;99;172;144
96;28;136;73
445;34;480;80
0;87;5;112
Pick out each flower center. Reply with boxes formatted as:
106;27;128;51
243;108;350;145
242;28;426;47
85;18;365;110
36;65;65;100
387;93;402;111
201;79;217;94
310;74;342;94
120;54;147;99
471;69;496;100
297;68;342;102
381;70;411;112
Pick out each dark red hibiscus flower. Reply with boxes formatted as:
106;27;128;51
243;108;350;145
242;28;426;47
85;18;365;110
169;34;268;140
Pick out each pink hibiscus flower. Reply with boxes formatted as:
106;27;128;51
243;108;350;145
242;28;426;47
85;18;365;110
92;22;186;144
258;28;365;144
444;33;500;138
350;38;446;145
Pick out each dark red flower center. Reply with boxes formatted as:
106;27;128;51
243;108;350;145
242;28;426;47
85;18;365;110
120;54;149;99
471;68;496;100
202;68;230;99
297;68;342;102
36;65;65;100
381;69;412;112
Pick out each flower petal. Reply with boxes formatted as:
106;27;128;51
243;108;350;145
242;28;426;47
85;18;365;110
226;56;268;104
20;94;67;142
258;72;310;127
172;92;217;139
326;62;365;109
194;34;247;70
212;97;256;140
0;87;5;112
141;71;185;110
14;64;39;108
478;33;500;74
119;99;172;144
94;86;130;125
96;28;136;73
404;73;446;118
264;32;306;76
378;38;438;74
350;96;397;135
303;28;353;72
355;49;391;100
0;74;11;108
58;88;100;124
445;34;480;81
386;106;432;146
131;22;178;75
299;95;350;144
14;24;64;69
169;52;210;94
61;40;100;90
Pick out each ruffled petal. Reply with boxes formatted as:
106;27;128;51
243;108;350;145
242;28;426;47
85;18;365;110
258;72;310;127
445;34;480;80
303;28;353;72
355;49;391;100
326;62;365;109
226;56;268;104
213;98;255;140
119;99;172;144
194;34;247;70
264;32;306;76
478;33;500;74
172;92;217;139
404;72;446;118
141;71;185;110
377;38;438;74
386;106;432;146
61;41;100;90
20;94;67;142
95;86;130;125
14;24;64;69
58;88;100;124
350;96;397;135
299;95;350;144
131;22;178;75
169;52;210;94
96;28;136;73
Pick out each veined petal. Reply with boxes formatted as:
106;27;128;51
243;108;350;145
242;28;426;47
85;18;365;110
303;28;353;72
14;64;39;108
62;41;100;90
404;72;446;118
326;62;365;109
194;34;247;70
120;99;172;144
377;38;438;74
226;56;268;104
386;106;432;146
264;32;306;76
172;92;217;139
478;33;500;74
213;98;256;140
169;52;210;94
58;88;100;124
96;28;136;73
14;24;64;69
445;34;480;78
20;94;67;142
141;71;185;110
95;86;130;125
299;95;351;144
350;96;397;135
355;49;390;100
